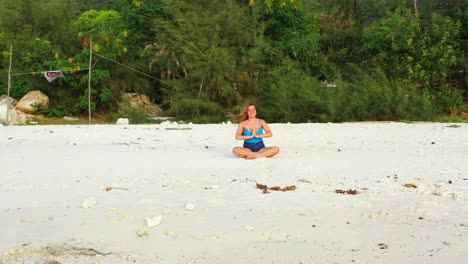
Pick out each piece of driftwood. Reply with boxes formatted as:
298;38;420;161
165;127;192;130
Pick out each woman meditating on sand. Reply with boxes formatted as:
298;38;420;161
231;103;280;159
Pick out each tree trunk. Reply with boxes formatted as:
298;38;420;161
198;75;205;99
413;0;419;18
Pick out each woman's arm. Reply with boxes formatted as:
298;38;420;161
235;123;254;140
255;119;272;138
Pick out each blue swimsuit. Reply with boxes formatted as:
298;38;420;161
243;119;265;152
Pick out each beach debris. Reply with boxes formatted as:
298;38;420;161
112;142;130;146
165;127;192;130
136;228;150;237
244;226;255;231
216;233;230;240
103;187;128;192
20;218;41;224
6;249;24;256
362;211;392;218
378;243;388;249
442;241;452;247
432;182;463;202
36;246;111;257
335;189;359;195
145;215;163;228
81;198;97;208
165;230;177;237
256;183;268;190
44;260;62;264
185;203;196;211
204;185;219;190
116;118;129;125
298;178;311;184
282;185;296;192
432;186;463;201
404;183;418;189
256;183;297;194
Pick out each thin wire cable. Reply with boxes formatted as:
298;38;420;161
10;68;90;76
9;52;167;83
92;52;167;83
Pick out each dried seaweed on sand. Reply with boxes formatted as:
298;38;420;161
256;183;297;194
335;189;359;195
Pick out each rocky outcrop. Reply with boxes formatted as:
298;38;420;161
16;90;49;114
0;94;18;106
119;93;162;117
0;98;28;125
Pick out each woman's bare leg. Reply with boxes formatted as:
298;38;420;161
232;147;255;158
246;146;280;159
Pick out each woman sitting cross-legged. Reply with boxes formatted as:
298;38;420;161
231;103;280;159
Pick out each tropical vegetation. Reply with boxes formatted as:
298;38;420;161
0;0;466;123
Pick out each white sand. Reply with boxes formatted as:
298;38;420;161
1;122;468;263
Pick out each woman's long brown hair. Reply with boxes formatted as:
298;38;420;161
229;102;255;123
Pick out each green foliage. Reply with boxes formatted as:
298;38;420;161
122;106;150;124
361;7;461;89
414;13;460;87
438;117;468;123
117;97;150;124
258;65;436;122
0;0;466;123
36;104;64;118
257;63;323;122
257;0;320;70
169;98;225;123
154;0;264;115
434;88;465;115
361;7;420;79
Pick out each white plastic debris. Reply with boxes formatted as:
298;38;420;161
81;197;97;208
243;226;255;231
145;215;163;228
116;118;129;125
185;203;195;211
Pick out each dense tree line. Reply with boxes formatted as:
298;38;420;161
0;0;466;122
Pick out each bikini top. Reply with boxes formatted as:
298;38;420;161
243;119;263;143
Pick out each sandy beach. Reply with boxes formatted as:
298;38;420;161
1;122;467;263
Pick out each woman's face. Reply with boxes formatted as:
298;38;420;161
247;105;256;118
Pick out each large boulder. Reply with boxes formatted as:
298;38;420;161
120;93;162;117
0;98;27;125
16;90;49;114
0;94;18;106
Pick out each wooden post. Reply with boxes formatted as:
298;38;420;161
413;0;419;18
7;45;12;97
7;45;12;123
88;41;92;124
